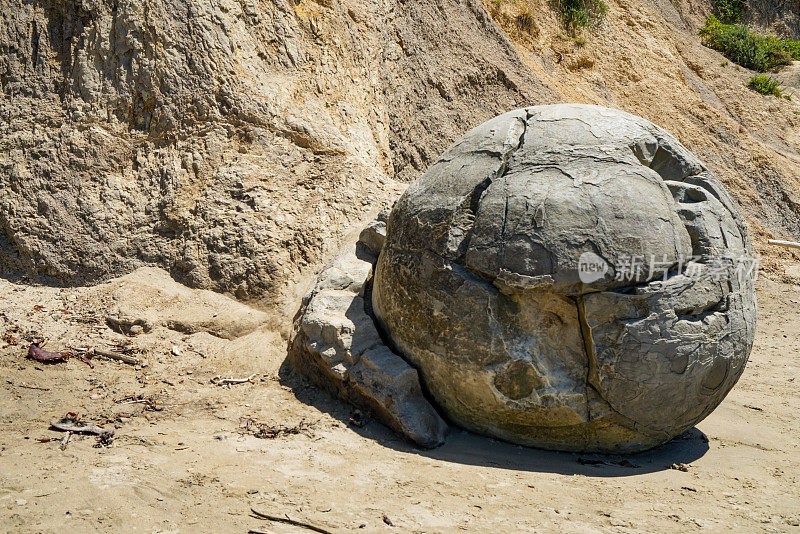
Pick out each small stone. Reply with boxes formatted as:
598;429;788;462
358;219;387;257
128;325;143;335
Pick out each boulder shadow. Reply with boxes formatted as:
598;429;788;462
278;358;710;478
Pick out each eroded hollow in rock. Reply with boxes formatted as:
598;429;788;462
371;104;757;453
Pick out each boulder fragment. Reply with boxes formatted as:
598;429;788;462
290;234;449;449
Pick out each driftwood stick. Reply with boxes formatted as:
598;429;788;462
7;381;50;391
51;418;111;436
19;384;51;391
250;507;334;534
768;239;800;250
212;374;255;386
92;348;140;365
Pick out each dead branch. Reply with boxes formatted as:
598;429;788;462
211;374;255;386
250;507;334;534
6;380;50;391
51;416;113;438
92;348;140;365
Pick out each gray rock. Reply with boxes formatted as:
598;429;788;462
358;220;387;258
372;104;757;453
290;234;449;449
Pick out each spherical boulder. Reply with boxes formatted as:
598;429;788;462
372;104;757;453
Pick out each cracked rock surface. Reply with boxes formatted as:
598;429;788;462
290;214;449;448
372;104;757;453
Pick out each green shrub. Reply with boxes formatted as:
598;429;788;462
748;75;790;98
713;0;746;23
556;0;607;29
700;15;800;71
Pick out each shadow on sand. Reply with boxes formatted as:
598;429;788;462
278;360;710;478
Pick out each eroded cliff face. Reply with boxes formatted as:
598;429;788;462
1;0;798;307
0;0;552;305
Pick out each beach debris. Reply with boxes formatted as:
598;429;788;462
26;343;93;367
250;507;334;534
74;354;95;368
51;414;114;446
211;374;255;386
6;380;50;391
27;344;67;363
2;332;19;346
239;417;313;439
68;345;141;366
92;348;140;365
114;394;163;411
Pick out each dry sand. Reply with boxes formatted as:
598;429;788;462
0;267;798;533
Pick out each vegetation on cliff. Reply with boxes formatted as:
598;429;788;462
700;15;800;72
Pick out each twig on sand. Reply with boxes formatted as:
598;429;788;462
211;374;255;386
114;394;162;411
250;508;334;534
51;416;114;438
91;348;140;365
6;380;50;391
66;346;141;365
74;354;94;368
52;415;115;446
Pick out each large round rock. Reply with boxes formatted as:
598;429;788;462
372;104;757;453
